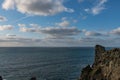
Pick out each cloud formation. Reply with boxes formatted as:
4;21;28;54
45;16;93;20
19;25;81;39
0;34;119;47
0;16;7;22
85;0;107;15
0;25;14;30
56;20;70;27
2;0;74;16
110;27;120;35
0;34;79;47
85;31;108;37
0;26;120;47
18;24;26;27
0;34;42;47
79;37;120;47
79;37;105;43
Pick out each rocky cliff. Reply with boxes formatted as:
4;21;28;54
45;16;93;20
79;45;120;80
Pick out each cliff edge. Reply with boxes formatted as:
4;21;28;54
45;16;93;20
80;45;120;80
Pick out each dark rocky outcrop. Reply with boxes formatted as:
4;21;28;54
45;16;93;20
30;77;36;80
80;45;120;80
0;76;3;80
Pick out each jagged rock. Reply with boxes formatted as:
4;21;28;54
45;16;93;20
30;77;36;80
79;45;120;80
80;65;92;80
93;45;106;67
0;76;3;80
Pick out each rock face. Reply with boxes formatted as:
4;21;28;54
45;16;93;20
0;76;3;80
30;77;36;80
80;45;120;80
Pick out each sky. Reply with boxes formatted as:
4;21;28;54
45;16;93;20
0;0;120;47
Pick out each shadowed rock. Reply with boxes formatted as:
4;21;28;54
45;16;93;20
0;76;2;80
79;45;120;80
30;77;36;80
93;45;106;67
80;65;92;80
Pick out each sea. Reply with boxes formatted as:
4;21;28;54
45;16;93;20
0;47;95;80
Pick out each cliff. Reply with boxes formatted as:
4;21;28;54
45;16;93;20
79;45;120;80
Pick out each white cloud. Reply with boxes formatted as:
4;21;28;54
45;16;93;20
57;20;70;27
0;34;79;47
29;24;39;28
18;24;26;27
39;27;81;37
20;27;37;32
85;31;108;37
0;25;14;30
6;34;16;37
0;35;43;47
0;16;7;22
61;17;67;21
19;23;81;39
79;37;105;43
110;27;120;35
85;0;107;15
2;0;15;10
0;35;120;47
2;0;74;16
0;33;119;47
78;37;119;47
84;8;89;12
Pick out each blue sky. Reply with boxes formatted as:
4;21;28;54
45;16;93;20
0;0;120;47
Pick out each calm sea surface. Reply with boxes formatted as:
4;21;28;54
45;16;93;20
0;47;95;80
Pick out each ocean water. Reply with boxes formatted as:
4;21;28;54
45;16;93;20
0;47;95;80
